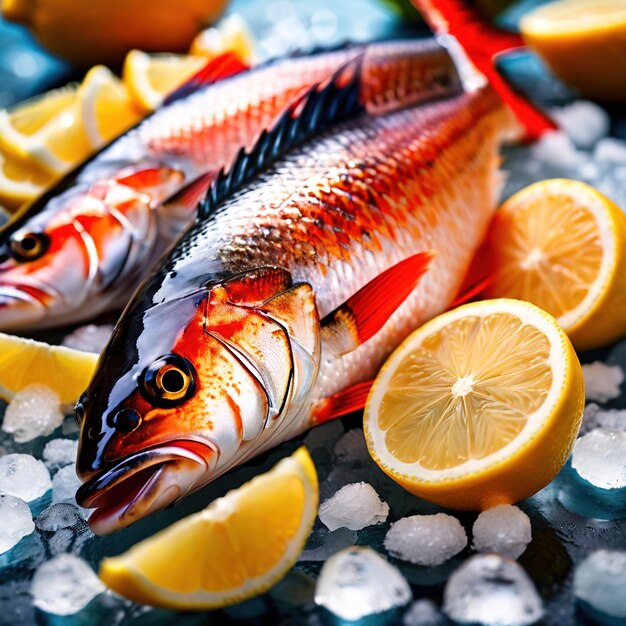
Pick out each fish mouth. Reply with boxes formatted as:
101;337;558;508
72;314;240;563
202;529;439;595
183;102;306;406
76;441;211;535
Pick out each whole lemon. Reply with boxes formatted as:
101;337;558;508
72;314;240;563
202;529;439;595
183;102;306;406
3;0;230;67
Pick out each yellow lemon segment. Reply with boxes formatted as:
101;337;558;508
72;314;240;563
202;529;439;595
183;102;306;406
123;50;207;113
520;0;626;101
0;150;52;211
99;447;319;609
364;299;584;511
484;179;626;350
0;332;98;406
190;14;255;64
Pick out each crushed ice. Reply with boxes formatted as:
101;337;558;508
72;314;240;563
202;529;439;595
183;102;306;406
43;438;79;472
52;463;83;504
62;323;114;354
319;482;389;531
403;599;443;626
0;453;51;502
581;403;626;434
0;494;34;554
472;505;532;560
571;428;626;490
582;362;624;403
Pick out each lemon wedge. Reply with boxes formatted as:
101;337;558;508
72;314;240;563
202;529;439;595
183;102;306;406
99;447;318;609
484;179;626;350
364;298;584;510
521;0;626;101
0;149;51;211
0;332;98;406
189;14;255;64
123;50;207;113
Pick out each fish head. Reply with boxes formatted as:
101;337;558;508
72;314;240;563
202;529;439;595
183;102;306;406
0;164;184;330
76;267;320;534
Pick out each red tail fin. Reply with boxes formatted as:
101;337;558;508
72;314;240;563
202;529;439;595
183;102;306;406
411;0;556;141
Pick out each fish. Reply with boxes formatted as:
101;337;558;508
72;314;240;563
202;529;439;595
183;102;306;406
75;63;515;534
0;40;462;331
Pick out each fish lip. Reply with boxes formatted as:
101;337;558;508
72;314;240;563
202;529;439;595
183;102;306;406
75;440;209;509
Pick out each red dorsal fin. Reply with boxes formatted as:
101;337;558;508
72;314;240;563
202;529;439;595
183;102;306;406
411;0;557;141
163;51;249;106
450;243;493;308
312;380;374;425
164;170;218;211
321;251;434;355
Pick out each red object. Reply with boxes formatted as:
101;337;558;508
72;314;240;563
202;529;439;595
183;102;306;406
313;380;374;424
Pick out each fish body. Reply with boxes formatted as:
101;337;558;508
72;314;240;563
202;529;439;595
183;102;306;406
76;77;513;534
0;40;461;331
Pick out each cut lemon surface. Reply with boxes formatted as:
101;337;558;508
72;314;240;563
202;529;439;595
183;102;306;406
484;179;626;350
0;149;51;211
99;447;318;609
364;298;584;511
520;0;626;101
0;332;98;406
189;14;255;64
123;50;207;113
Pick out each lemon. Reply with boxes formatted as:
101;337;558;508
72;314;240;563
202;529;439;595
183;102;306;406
2;0;229;67
189;14;255;64
0;332;98;406
123;50;207;113
520;0;626;101
364;298;584;511
0;149;51;211
484;179;626;351
99;447;318;610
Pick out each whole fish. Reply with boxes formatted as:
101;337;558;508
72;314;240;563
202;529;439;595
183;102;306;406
0;40;461;331
75;72;514;534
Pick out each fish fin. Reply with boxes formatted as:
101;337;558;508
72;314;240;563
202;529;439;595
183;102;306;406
412;0;556;141
163;171;219;211
450;242;493;308
321;251;434;355
222;266;293;306
312;380;374;424
163;51;249;106
198;54;365;220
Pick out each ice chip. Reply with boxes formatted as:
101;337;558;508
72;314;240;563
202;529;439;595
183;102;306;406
574;550;626;620
0;453;51;502
384;513;467;566
1;384;63;443
52;464;82;503
530;130;585;168
42;438;79;471
582;362;624;403
333;428;369;463
62;323;114;354
472;505;532;559
319;482;389;531
550;101;610;150
443;554;544;626
315;546;411;621
594;137;626;164
0;494;34;554
403;599;443;626
571;429;626;489
581;403;626;435
36;502;83;532
30;554;105;615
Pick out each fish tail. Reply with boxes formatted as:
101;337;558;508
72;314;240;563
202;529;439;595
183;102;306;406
411;0;557;141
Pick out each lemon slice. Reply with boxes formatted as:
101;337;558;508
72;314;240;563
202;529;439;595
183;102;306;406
484;179;626;350
0;332;98;405
0;149;51;211
521;0;626;101
99;447;318;609
189;14;255;64
364;298;584;511
123;50;207;113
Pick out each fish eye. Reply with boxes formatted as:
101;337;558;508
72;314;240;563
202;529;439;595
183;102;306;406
9;230;49;262
141;354;196;407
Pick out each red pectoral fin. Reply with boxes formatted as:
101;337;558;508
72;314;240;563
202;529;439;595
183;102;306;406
321;251;434;355
312;380;374;424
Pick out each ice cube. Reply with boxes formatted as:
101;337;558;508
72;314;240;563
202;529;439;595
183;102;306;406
299;527;358;562
472;505;532;560
384;513;467;567
582;362;624;403
594;137;626;164
573;550;626;620
52;464;82;503
0;494;34;554
30;554;105;615
1;384;63;443
530;130;585;169
62;323;114;354
0;453;51;502
319;482;389;531
403;599;443;626
315;546;412;621
42;438;79;472
550;101;610;150
571;429;626;489
334;428;369;463
581;403;626;435
443;554;544;626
